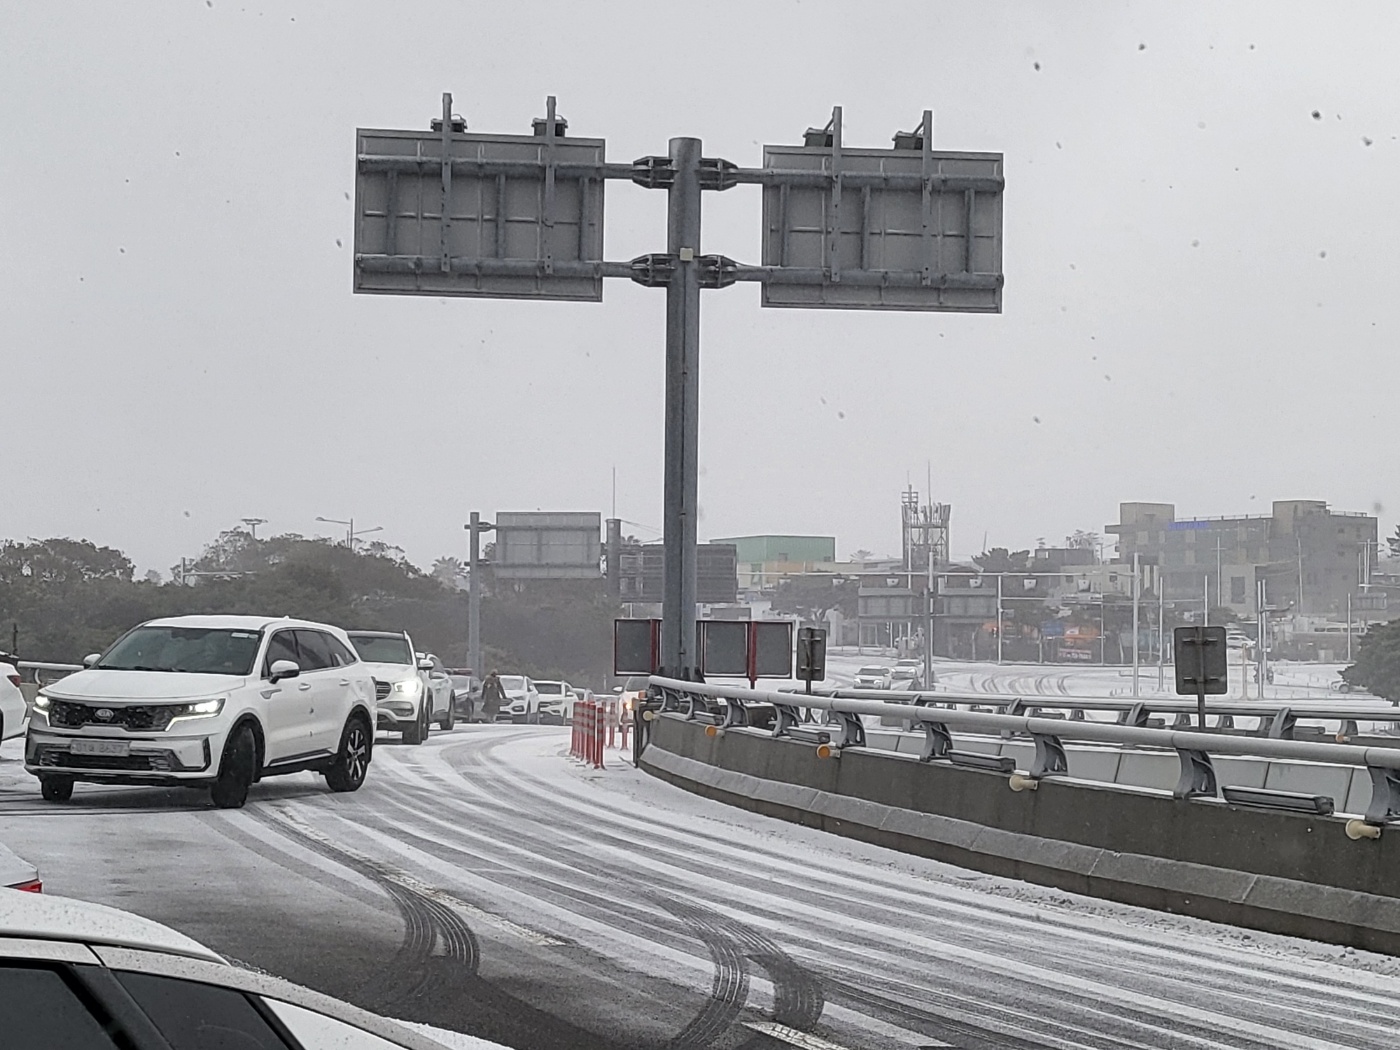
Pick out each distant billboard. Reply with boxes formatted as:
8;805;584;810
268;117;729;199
493;512;601;580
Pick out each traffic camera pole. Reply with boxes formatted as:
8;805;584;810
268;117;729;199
661;138;702;681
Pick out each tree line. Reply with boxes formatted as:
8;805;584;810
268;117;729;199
0;531;617;687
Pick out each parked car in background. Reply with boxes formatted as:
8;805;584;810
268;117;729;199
1;657;26;742
891;659;928;690
0;841;40;892
535;680;575;724
26;615;376;808
446;669;479;721
0;891;455;1049
853;665;894;690
496;675;541;724
419;652;456;731
346;630;452;743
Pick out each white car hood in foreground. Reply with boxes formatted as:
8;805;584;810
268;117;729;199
45;669;247;701
0;891;223;962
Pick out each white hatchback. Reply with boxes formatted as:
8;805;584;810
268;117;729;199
24;615;377;808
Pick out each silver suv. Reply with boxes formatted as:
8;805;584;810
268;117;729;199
25;615;377;808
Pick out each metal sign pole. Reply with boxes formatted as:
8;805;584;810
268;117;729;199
661;137;703;681
1195;624;1207;730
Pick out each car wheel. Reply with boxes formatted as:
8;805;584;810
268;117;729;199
438;696;455;731
403;703;426;745
211;725;256;809
325;716;371;792
39;774;74;803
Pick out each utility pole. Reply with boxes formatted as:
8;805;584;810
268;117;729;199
1157;576;1165;692
1347;592;1353;662
996;573;1004;664
1131;553;1141;696
465;513;495;679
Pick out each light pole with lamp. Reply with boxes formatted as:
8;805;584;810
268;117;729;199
315;516;384;549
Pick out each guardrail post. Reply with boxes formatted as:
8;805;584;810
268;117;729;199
1118;703;1151;728
1364;765;1400;825
919;721;953;762
772;703;803;739
1258;707;1295;740
1029;732;1068;778
1174;749;1218;799
834;712;866;749
721;695;748;729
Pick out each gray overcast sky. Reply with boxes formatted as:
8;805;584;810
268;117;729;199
3;1;1398;572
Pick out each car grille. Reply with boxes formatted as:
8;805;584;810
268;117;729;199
41;752;161;771
374;679;391;701
48;700;174;732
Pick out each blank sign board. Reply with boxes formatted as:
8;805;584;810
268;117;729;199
761;145;1003;312
701;622;749;677
354;128;606;301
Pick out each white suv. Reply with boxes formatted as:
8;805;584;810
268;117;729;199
24;615;376;809
345;630;452;743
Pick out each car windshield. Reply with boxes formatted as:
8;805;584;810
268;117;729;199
96;627;262;675
858;667;887;676
449;675;473;688
623;677;649;691
499;676;526;690
347;635;411;664
535;682;564;694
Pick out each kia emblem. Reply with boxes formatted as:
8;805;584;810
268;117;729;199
95;709;114;721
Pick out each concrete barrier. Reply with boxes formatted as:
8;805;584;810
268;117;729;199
641;714;1400;954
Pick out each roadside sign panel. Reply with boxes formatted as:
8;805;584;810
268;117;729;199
614;619;660;676
751;621;794;678
796;626;827;683
354;124;606;301
701;621;749;677
760;140;1003;312
1174;626;1229;695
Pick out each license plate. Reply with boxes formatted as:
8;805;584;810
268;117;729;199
70;739;131;757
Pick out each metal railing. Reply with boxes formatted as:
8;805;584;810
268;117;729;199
646;676;1400;826
795;685;1400;742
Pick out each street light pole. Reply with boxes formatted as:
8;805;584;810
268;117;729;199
465;513;495;683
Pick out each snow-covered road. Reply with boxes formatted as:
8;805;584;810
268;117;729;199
5;727;1400;1049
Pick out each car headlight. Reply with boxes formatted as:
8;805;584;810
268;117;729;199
33;693;50;711
392;679;422;695
168;698;225;723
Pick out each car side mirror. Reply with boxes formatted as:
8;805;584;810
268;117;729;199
83;653;101;668
612;686;623;694
269;659;300;683
417;658;433;671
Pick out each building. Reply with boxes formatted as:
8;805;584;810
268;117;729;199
710;535;837;592
1106;501;1377;618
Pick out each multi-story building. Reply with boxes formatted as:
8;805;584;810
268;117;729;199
1106;500;1377;618
709;534;837;593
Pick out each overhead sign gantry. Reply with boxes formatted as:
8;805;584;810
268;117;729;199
354;95;1004;680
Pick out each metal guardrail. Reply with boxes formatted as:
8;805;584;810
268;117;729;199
646;675;1400;826
799;685;1400;742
